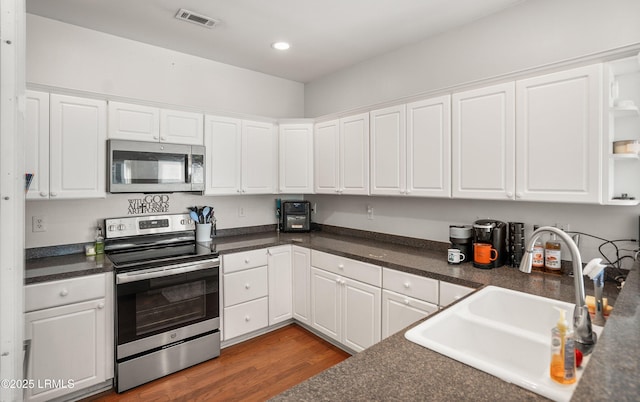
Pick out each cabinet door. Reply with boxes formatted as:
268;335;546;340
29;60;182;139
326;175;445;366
310;267;341;342
204;115;241;195
382;290;437;339
292;246;311;325
241;120;277;194
516;64;602;203
160;109;204;145
342;277;381;352
340;113;370;195
314;120;340;194
107;101;160;141
25;90;50;200
50;94;107;199
370;105;406;195
279;123;314;193
452;83;515;200
268;246;293;325
24;298;107;402
407;95;451;197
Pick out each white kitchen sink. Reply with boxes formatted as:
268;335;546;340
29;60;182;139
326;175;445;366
405;285;603;402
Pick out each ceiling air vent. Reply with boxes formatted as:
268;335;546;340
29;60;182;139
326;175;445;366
175;8;219;28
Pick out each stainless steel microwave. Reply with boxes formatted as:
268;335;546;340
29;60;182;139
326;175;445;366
107;139;205;193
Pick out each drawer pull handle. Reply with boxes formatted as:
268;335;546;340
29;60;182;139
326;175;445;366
97;303;105;309
244;258;250;264
60;289;68;297
245;316;251;322
338;264;344;269
404;299;410;305
404;282;411;289
245;283;251;290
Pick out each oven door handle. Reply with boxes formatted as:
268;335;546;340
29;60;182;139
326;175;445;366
116;260;219;284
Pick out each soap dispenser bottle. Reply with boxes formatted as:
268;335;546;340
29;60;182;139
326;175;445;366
550;307;576;384
95;226;105;255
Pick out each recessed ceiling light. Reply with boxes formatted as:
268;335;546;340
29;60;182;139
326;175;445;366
272;42;291;51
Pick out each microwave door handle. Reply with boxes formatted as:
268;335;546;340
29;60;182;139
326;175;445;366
186;153;193;184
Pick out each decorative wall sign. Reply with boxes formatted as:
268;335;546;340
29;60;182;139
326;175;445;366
128;194;170;215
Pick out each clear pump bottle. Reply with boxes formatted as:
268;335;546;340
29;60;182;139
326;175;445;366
550;307;576;384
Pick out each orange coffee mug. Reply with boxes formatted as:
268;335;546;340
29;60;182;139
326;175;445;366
474;243;498;264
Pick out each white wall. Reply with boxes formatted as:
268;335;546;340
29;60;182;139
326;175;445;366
307;195;639;268
26;14;304;119
304;0;640;117
25;194;301;248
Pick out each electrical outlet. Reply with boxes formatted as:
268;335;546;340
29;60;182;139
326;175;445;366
238;206;245;218
32;216;47;232
555;223;571;232
313;203;317;214
367;205;374;220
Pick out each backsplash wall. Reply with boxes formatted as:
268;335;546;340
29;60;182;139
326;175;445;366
306;194;640;269
25;194;299;249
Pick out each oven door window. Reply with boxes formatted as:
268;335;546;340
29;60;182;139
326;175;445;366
112;150;187;185
117;269;219;345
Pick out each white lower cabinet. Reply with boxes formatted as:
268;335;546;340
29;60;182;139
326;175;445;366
381;268;439;338
222;249;269;340
439;281;474;306
24;273;113;402
382;290;438;339
292;246;311;325
310;251;382;352
268;245;293;325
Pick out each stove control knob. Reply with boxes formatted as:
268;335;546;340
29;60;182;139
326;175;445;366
117;224;126;231
108;225;116;232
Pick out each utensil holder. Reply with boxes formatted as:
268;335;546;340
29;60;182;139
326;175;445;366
196;223;212;243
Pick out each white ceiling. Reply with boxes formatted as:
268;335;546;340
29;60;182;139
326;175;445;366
26;0;525;83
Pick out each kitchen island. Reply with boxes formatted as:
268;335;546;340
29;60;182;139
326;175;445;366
25;228;638;401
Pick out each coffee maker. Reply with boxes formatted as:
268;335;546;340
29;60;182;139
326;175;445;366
472;219;507;269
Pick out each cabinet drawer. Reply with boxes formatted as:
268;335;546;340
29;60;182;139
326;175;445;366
382;289;438;339
311;250;381;287
439;281;474;306
224;266;268;306
25;274;106;312
223;297;269;340
223;249;268;273
383;268;438;305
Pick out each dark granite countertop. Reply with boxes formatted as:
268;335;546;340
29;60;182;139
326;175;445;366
25;229;637;401
25;253;113;284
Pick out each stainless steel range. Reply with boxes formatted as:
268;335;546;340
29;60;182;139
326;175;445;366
105;213;220;393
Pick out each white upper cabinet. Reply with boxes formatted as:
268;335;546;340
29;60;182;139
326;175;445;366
407;96;451;197
204;117;276;195
159;109;204;145
452;82;516;200
204;115;242;195
49;94;107;199
314;119;340;193
279;123;314;193
107;102;160;142
516;64;602;203
108;101;203;145
341;113;370;195
242;120;277;194
315;113;369;195
25;90;50;200
370;96;451;197
370;105;406;195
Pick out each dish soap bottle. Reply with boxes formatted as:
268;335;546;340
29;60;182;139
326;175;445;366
532;226;545;272
550;307;576;384
545;234;562;275
95;227;105;255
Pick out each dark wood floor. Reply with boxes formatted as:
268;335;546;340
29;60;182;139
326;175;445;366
85;324;350;402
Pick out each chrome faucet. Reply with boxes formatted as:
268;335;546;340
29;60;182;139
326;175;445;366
519;226;598;355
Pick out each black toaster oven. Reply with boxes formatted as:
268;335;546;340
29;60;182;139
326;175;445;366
281;201;311;232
